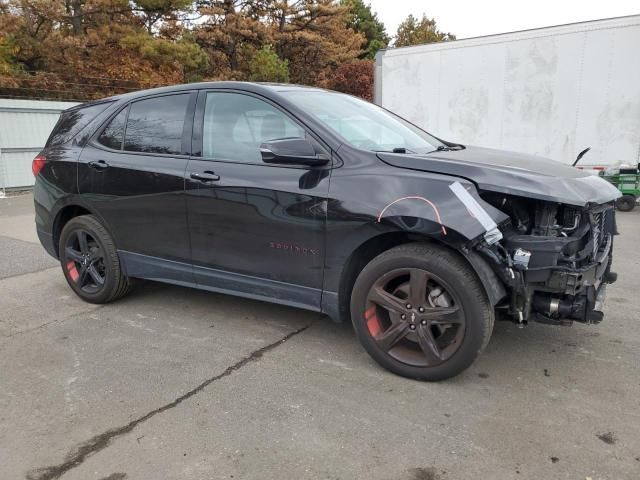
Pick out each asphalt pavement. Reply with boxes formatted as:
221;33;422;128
1;193;639;480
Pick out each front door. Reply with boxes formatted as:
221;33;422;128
186;91;331;310
78;92;196;283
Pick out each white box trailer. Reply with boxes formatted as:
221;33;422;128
374;15;640;168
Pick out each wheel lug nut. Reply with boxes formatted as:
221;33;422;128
406;304;412;309
409;325;416;330
419;307;425;313
421;320;427;325
400;314;406;320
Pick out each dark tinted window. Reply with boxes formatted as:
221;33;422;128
124;94;189;155
202;92;305;163
47;102;111;147
97;107;128;150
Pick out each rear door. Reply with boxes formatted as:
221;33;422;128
185;90;331;310
78;92;196;283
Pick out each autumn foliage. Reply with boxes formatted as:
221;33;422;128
324;59;373;101
0;1;451;102
394;14;456;47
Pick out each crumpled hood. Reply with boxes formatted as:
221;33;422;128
377;145;621;207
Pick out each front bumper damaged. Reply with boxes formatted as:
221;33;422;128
530;235;614;325
477;203;617;326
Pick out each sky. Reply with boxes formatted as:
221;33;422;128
368;0;640;40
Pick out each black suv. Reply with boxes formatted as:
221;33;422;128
34;82;620;380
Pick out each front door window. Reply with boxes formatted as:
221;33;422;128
202;92;305;163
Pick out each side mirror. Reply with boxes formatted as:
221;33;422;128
260;138;329;167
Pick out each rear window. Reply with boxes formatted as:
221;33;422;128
47;102;112;147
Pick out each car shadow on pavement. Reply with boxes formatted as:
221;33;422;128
119;279;613;384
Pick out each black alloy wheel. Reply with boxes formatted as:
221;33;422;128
59;215;132;304
64;229;106;294
364;268;466;367
351;243;493;381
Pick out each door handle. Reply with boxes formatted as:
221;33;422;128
190;171;220;182
88;160;109;171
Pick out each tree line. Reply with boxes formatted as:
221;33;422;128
0;1;455;102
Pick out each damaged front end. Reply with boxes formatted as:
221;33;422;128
474;193;618;326
376;146;622;326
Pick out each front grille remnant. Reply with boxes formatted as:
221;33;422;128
592;212;601;260
590;207;612;261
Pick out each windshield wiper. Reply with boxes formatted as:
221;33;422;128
435;144;465;152
374;147;416;154
425;144;465;154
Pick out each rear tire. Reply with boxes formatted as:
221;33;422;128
616;195;636;212
350;243;493;381
59;215;131;304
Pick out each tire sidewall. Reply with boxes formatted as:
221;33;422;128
59;217;118;303
351;246;489;381
616;195;635;212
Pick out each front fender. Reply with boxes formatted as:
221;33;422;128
323;154;509;297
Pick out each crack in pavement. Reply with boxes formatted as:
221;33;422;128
0;305;104;341
0;265;59;281
1;282;168;342
25;321;314;480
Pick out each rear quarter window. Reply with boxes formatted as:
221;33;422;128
97;107;128;150
47;102;112;147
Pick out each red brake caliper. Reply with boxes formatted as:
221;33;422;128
67;260;79;282
365;306;381;337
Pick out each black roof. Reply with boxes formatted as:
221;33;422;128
96;81;327;104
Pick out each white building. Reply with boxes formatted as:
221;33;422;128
0;99;77;191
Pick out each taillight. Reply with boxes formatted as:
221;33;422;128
32;154;47;176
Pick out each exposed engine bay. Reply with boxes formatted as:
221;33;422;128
476;192;617;326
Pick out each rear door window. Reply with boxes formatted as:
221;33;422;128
123;94;190;155
47;102;112;147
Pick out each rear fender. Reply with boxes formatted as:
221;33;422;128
47;195;116;254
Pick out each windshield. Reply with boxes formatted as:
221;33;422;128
285;90;444;153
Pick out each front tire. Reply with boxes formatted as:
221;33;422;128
59;215;131;304
350;243;493;381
